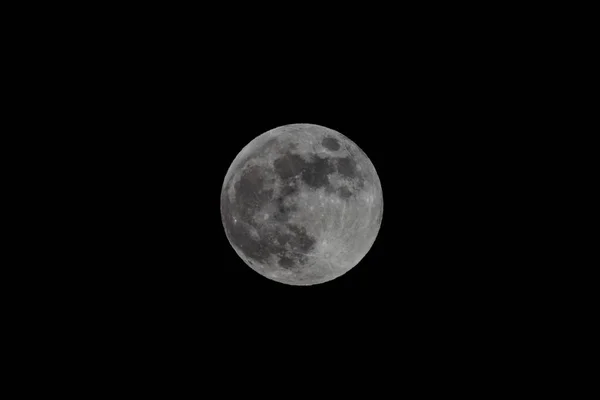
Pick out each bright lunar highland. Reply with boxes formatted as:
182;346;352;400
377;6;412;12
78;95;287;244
220;123;383;286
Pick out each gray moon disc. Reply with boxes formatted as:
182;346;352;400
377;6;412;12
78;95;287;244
220;123;383;286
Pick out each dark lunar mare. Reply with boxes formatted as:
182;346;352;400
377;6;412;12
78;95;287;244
286;225;316;253
234;165;273;220
337;186;353;199
272;180;301;223
334;155;367;196
278;256;296;268
335;157;357;179
223;157;318;270
273;152;306;180
302;155;335;189
322;137;340;151
274;151;335;190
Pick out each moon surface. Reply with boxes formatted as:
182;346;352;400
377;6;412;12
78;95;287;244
220;123;383;286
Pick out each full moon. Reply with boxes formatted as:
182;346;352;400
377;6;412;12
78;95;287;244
220;123;383;286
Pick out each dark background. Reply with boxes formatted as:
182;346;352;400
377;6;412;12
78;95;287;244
80;42;512;336
6;4;574;393
61;25;516;319
25;7;548;381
